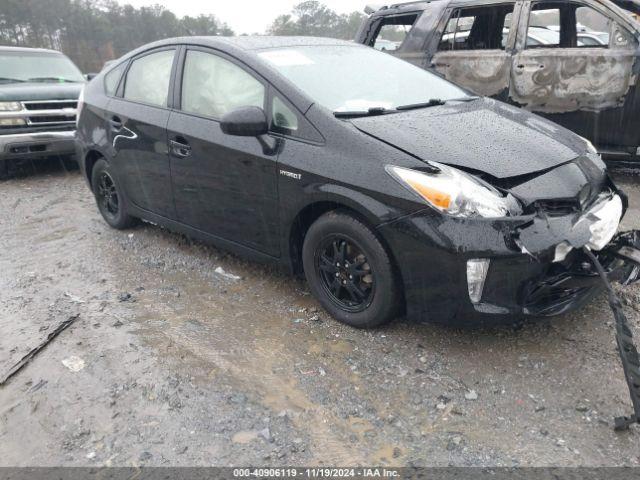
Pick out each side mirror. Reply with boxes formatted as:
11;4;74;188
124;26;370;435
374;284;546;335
220;106;268;137
85;73;97;81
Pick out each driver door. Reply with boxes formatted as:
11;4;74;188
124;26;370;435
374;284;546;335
167;47;280;257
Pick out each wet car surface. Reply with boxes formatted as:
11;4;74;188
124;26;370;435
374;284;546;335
77;36;639;329
1;165;640;466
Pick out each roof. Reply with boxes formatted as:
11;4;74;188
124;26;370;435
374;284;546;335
112;35;363;68
369;0;443;15
113;36;361;64
164;36;356;51
0;45;65;55
369;0;640;15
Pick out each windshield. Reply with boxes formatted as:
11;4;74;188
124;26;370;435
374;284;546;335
258;45;467;113
0;51;85;83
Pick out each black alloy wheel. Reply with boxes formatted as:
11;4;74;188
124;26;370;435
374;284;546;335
91;158;136;230
302;210;400;328
315;235;375;313
96;171;119;221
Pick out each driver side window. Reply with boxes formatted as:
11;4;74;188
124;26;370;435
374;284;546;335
371;14;419;52
181;50;265;119
438;3;515;51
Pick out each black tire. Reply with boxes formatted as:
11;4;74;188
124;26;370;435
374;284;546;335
91;158;136;229
302;210;400;328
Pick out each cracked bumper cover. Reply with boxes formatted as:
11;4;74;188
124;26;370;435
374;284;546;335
378;193;640;324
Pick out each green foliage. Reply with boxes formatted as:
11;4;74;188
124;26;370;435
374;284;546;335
0;0;234;72
268;1;366;40
0;0;367;72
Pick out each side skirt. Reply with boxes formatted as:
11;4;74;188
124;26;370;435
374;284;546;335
127;204;285;268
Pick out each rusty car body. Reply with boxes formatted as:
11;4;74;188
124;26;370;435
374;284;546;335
356;0;640;163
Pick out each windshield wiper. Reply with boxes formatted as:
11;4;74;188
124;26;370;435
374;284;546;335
27;77;78;83
396;99;446;111
396;96;479;111
334;107;391;118
0;77;26;84
335;96;482;117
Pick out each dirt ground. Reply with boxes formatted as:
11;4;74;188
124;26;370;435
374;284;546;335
1;159;640;467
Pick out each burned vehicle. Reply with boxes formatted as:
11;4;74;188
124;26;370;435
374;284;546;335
75;36;640;329
357;0;640;163
0;46;86;179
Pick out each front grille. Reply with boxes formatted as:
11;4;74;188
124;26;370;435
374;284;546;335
29;115;75;124
13;99;78;128
536;198;581;217
23;100;77;110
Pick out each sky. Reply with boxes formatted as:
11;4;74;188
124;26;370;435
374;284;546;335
121;0;371;35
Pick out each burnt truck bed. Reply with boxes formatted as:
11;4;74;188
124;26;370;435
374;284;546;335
356;0;640;164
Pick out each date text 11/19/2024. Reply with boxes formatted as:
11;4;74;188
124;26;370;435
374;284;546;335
232;468;400;478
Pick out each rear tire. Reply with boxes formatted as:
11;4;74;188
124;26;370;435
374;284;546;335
91;158;136;229
302;210;400;328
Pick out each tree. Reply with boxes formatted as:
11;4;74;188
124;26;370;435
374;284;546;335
268;1;366;40
0;0;234;72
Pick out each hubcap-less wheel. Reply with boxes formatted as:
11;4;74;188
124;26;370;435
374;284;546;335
96;171;119;220
315;236;375;313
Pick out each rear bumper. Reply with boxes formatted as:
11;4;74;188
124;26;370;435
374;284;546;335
0;130;76;160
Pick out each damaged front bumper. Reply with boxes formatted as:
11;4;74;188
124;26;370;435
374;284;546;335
522;230;640;316
381;187;640;429
517;192;640;316
378;190;640;324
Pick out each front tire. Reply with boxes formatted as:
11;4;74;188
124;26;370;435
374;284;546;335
91;158;136;229
302;210;400;328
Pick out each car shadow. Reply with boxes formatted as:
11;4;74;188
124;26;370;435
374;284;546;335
2;155;79;181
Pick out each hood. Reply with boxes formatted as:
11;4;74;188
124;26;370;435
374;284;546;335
0;82;84;102
350;97;587;179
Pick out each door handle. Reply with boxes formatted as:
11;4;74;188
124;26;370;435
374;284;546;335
109;116;123;132
170;139;191;158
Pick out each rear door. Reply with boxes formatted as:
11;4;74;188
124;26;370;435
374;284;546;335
108;47;177;218
510;0;640;149
429;2;519;99
167;46;281;256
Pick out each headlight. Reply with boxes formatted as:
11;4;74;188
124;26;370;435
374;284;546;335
386;164;519;218
0;101;22;112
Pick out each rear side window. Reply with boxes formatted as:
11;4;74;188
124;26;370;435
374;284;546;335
371;14;419;51
181;50;265;118
124;49;175;107
438;4;515;51
526;1;617;49
104;62;126;96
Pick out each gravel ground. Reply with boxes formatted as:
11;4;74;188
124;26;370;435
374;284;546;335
1;160;640;467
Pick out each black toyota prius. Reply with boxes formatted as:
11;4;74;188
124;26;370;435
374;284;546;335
75;36;640;328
